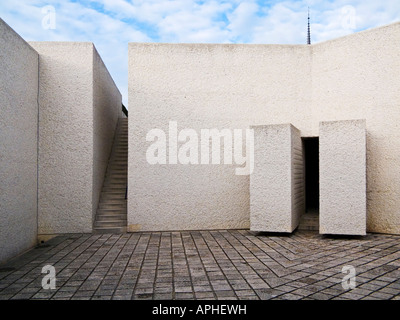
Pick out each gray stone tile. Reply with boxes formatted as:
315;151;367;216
195;291;215;299
1;230;399;300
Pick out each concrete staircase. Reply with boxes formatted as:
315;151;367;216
94;118;127;233
298;211;319;231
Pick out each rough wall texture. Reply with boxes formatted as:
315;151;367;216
319;120;366;235
128;43;311;231
250;124;303;232
312;23;400;234
290;125;305;231
129;22;400;234
0;19;38;263
92;46;122;222
30;42;94;234
30;42;122;234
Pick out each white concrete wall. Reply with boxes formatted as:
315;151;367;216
312;22;400;234
128;43;311;231
92;46;122;222
250;124;303;233
0;19;38;263
128;22;400;234
319;120;366;235
291;125;305;231
30;42;93;234
30;42;121;234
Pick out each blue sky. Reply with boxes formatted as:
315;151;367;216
1;0;399;107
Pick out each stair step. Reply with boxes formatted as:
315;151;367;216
95;221;126;228
103;182;127;187
104;177;128;185
104;172;127;177
105;169;127;173
97;209;126;215
101;186;126;190
101;191;126;196
104;175;128;183
101;189;126;194
93;226;127;234
98;198;126;204
94;117;128;234
101;193;126;199
96;215;127;221
104;176;127;180
105;172;127;176
298;213;319;231
100;195;126;201
109;156;128;159
99;199;126;208
99;203;127;209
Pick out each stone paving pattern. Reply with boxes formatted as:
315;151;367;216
0;230;399;300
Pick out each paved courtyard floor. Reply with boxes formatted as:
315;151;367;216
0;230;399;300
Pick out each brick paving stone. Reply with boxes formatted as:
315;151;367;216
91;295;112;300
175;292;194;299
336;291;365;300
0;230;399;300
215;290;236;299
379;287;400;295
133;293;153;300
308;292;335;300
193;285;212;292
361;296;381;300
154;293;173;300
278;293;303;300
368;291;395;299
10;292;36;300
291;288;315;297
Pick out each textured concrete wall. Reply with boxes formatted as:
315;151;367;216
30;42;94;234
319;120;366;235
30;42;122;234
128;43;311;231
250;124;303;232
312;22;400;234
291;126;305;231
92;46;122;221
128;22;400;234
0;19;38;263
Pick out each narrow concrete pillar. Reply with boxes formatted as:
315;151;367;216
319;120;366;235
250;124;304;233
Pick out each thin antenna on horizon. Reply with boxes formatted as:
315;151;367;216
307;7;311;45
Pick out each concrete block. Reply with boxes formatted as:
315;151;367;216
250;124;304;233
0;18;39;264
319;120;366;235
29;42;122;234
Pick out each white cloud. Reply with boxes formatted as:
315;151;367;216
227;1;259;42
1;0;399;106
156;1;232;43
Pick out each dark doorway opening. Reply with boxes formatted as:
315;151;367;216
303;137;319;212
